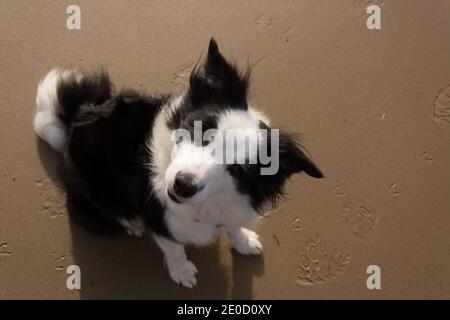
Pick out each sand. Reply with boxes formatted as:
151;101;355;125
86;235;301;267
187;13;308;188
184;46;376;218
0;0;449;299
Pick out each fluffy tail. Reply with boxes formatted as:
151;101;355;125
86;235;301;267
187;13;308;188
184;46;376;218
33;68;112;152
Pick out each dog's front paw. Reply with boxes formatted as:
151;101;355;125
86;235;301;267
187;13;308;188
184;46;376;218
167;259;198;289
229;228;263;255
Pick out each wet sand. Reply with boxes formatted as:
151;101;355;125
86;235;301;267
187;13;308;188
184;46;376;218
0;0;449;299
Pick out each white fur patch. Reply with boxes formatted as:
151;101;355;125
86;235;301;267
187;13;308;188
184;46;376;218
217;108;262;131
217;108;267;164
147;94;185;205
147;102;265;246
34;69;81;152
153;235;198;288
228;227;263;255
34;69;66;152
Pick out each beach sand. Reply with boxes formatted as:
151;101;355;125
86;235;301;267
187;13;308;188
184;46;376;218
0;0;449;299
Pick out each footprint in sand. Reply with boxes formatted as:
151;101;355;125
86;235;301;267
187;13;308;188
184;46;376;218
331;184;378;238
419;152;434;166
280;27;297;43
433;85;450;123
389;183;399;197
0;242;12;263
296;235;351;286
291;217;303;232
340;202;377;239
255;14;274;28
36;179;65;219
51;252;67;271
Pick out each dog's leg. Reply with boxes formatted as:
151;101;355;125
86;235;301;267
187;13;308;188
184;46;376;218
227;227;263;255
153;235;198;288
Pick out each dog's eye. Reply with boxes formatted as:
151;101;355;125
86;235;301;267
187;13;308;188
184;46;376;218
175;135;183;144
202;135;215;147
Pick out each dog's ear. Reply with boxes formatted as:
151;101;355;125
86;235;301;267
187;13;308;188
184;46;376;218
189;38;249;106
205;38;225;72
278;131;324;179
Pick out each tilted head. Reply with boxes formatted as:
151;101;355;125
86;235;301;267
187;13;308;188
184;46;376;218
151;39;323;212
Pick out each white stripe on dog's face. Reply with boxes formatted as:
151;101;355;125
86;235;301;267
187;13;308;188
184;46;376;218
165;140;226;204
161;106;269;205
147;94;185;205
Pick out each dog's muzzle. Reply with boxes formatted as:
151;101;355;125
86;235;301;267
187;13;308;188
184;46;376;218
168;172;204;203
167;189;181;204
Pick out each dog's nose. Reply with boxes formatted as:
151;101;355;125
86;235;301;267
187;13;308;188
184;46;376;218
173;172;198;198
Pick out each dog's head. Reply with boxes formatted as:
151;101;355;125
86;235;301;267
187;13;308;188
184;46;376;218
160;39;323;211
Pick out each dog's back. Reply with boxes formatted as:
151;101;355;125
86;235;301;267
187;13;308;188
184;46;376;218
34;69;169;236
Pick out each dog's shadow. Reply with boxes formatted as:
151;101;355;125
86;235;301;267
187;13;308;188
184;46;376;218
37;138;264;299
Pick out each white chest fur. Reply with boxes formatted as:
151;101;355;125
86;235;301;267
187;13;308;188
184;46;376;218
165;190;260;246
147;97;266;246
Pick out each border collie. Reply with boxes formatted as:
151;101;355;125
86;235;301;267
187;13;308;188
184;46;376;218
34;39;323;288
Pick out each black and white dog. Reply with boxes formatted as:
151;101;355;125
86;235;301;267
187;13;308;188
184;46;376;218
34;39;323;288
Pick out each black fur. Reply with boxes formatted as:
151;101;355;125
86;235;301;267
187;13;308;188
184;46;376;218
53;38;322;237
227;124;323;212
59;76;171;236
189;39;250;108
56;69;112;126
171;39;323;212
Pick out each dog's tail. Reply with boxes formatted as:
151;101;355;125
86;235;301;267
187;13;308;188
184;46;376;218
33;68;112;152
